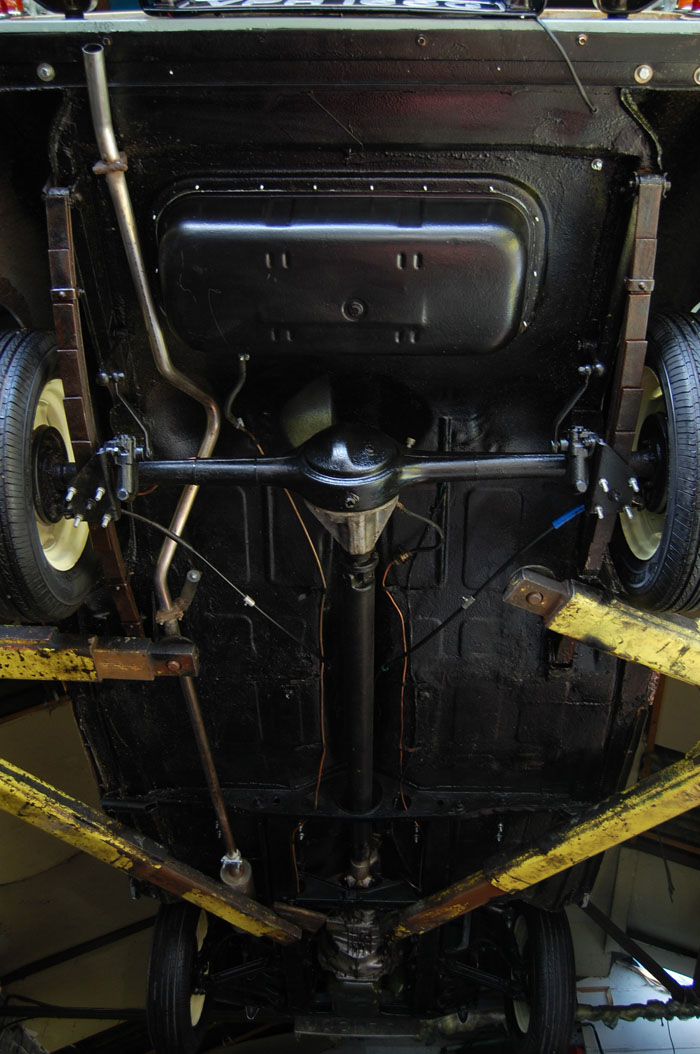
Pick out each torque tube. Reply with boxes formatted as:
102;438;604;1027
341;551;379;883
342;552;378;818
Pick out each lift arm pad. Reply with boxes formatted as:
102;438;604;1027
0;626;198;681
504;569;700;686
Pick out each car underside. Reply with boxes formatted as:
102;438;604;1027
1;3;700;1050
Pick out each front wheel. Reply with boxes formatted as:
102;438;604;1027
505;904;576;1054
147;903;211;1054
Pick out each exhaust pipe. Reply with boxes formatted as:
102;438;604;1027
82;43;221;632
82;46;248;879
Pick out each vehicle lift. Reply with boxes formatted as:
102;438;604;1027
1;47;698;1025
3;571;700;950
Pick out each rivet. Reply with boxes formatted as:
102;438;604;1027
577;33;588;45
37;63;55;82
694;68;700;86
166;659;182;672
634;64;654;84
591;158;603;172
416;34;427;46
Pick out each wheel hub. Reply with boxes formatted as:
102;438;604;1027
32;425;69;525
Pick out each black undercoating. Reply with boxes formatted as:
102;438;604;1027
3;16;700;1023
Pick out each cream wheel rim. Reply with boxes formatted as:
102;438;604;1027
33;378;89;571
190;910;208;1027
620;366;667;561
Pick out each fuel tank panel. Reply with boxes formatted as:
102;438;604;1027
158;182;544;355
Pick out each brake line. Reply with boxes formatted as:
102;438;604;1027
122;510;320;660
535;16;597;115
380;504;586;671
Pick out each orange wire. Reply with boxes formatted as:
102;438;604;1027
382;561;409;810
313;594;327;809
245;428;328;806
136;484;159;497
291;822;303;893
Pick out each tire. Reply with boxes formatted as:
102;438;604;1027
0;330;94;622
609;312;700;613
505;905;576;1054
147;903;211;1054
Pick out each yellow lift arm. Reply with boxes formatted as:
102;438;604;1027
394;568;700;938
0;756;300;945
504;568;700;685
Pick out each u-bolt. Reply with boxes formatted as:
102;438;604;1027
82;43;221;634
82;45;237;863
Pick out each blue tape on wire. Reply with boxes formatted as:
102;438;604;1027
552;504;586;530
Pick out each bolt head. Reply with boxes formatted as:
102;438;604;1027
591;159;603;172
166;659;182;673
416;34;427;46
577;33;588;45
634;64;654;84
526;591;545;607
342;298;367;321
344;492;360;509
37;63;55;82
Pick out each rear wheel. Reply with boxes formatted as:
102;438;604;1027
0;331;94;622
147;903;211;1054
610;313;700;613
505;905;576;1054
